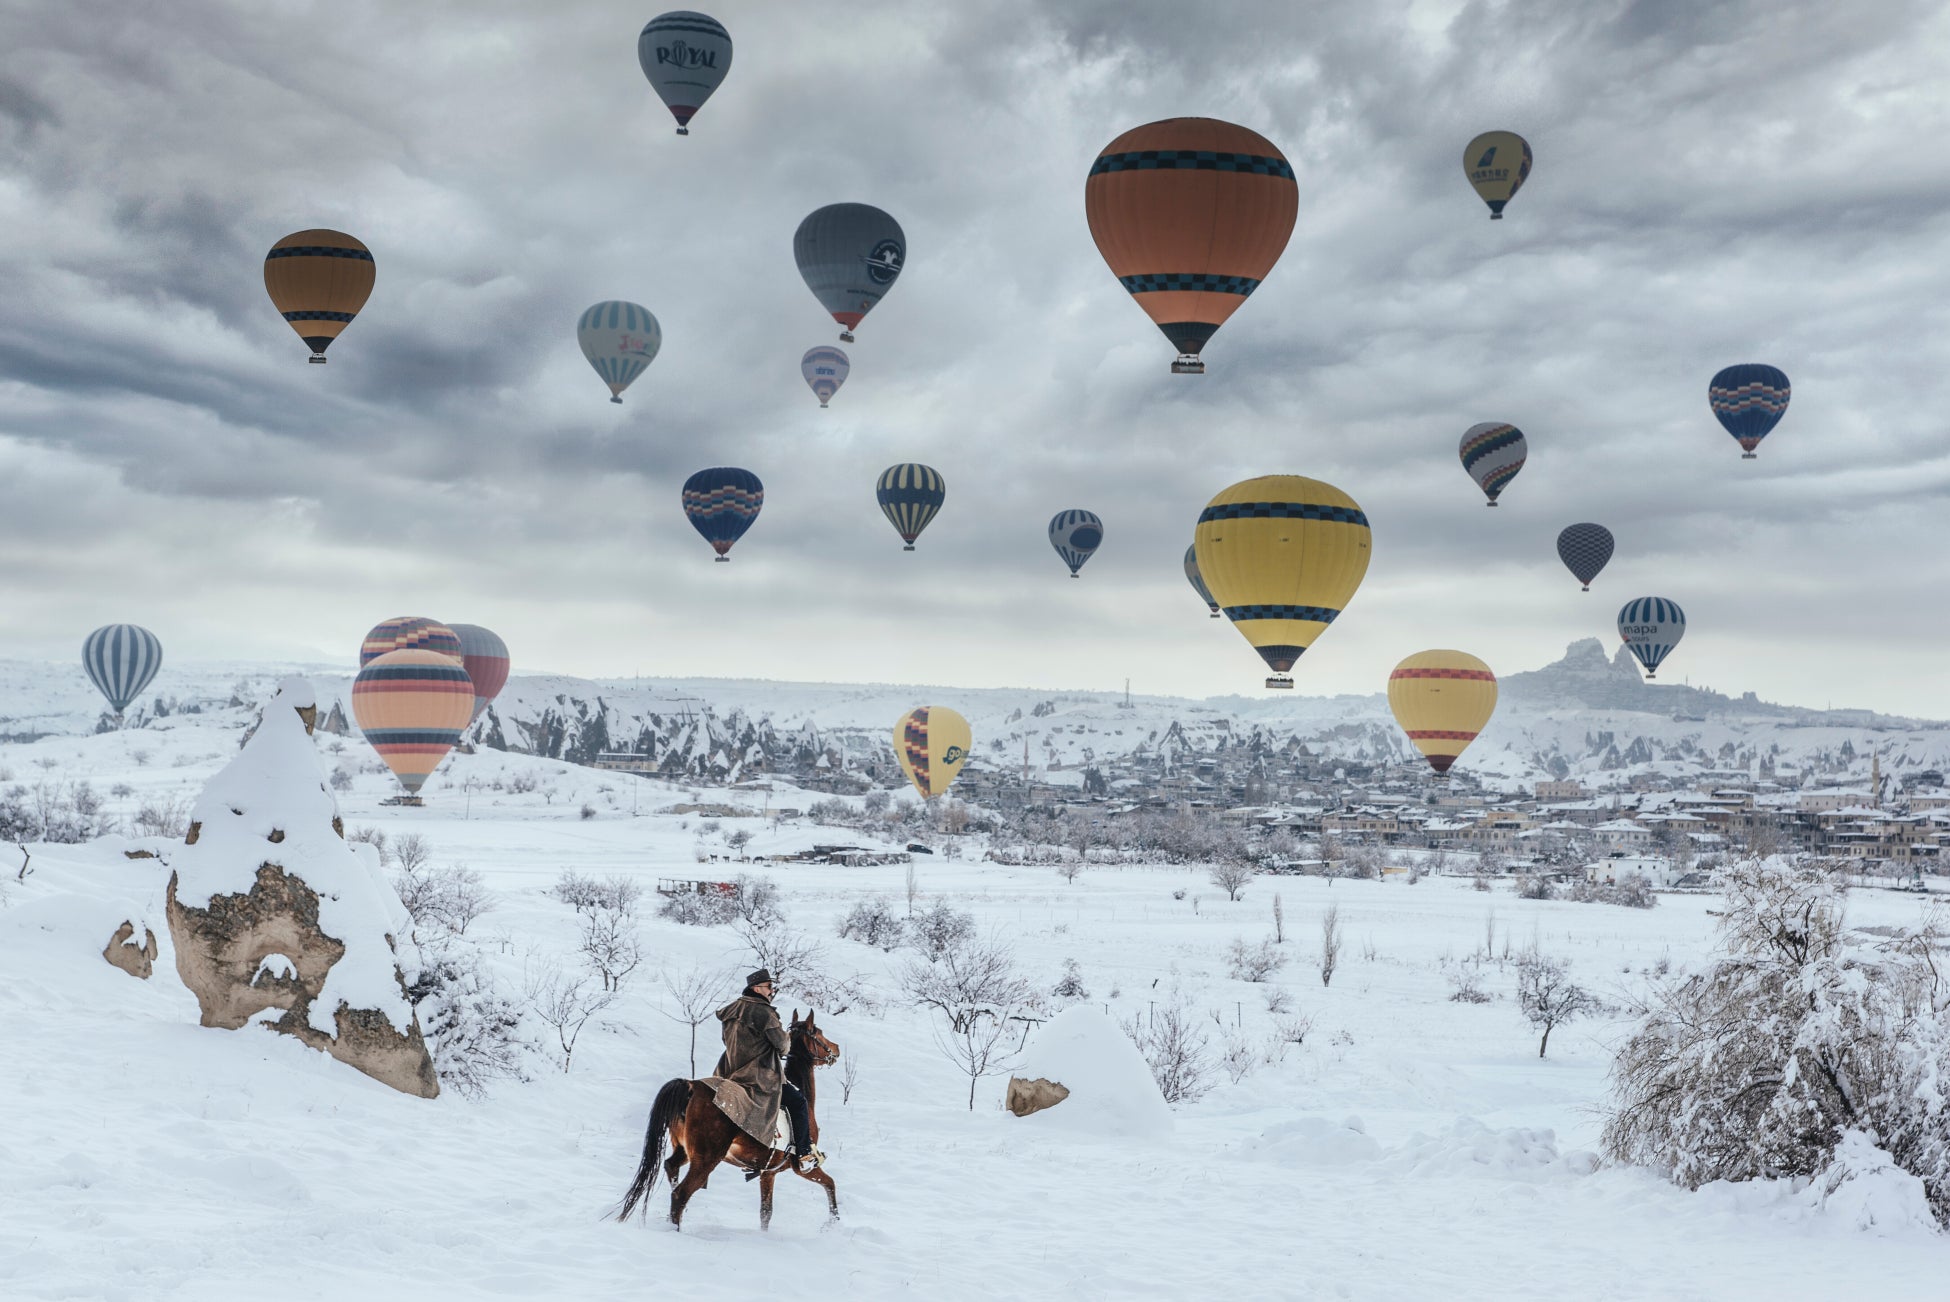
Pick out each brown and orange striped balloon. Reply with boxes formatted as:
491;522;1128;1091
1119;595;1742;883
264;229;375;363
351;649;473;796
1085;118;1297;374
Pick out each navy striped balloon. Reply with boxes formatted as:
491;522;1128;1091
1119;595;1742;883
1556;523;1614;591
1617;597;1685;678
83;624;162;714
876;464;945;550
1049;509;1104;576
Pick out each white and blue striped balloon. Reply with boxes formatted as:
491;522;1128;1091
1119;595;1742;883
577;301;662;403
1617;597;1685;678
801;346;849;407
83;624;162;715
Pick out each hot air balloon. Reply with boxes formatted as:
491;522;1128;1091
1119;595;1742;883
1085;117;1298;374
1193;476;1371;690
1460;423;1527;506
82;624;162;718
1463;131;1532;219
894;706;972;800
795;204;904;343
1388;650;1498;776
359;617;462;668
1556;524;1614;591
637;11;731;135
577;301;661;403
1049;510;1103;577
682;467;763;561
876;464;945;551
1184;544;1219;617
1709;364;1790;459
351;649;474;798
802;346;849;408
447;624;510;723
263;229;375;363
1617;597;1686;679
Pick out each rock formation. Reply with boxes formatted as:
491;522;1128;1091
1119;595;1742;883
166;677;437;1098
101;919;158;980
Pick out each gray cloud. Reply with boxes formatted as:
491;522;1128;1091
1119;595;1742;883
1;0;1948;715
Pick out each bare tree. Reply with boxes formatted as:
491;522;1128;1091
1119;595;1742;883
1055;860;1083;885
1318;903;1343;987
525;960;616;1073
904;863;919;915
1483;907;1498;959
734;917;825;995
1124;1000;1211;1104
579;907;645;992
933;1007;1019;1110
899;935;1031;1033
1226;937;1285;982
1272;892;1285;943
1516;952;1590;1058
393;832;431;876
839;1051;861;1105
1209;860;1256;902
659;964;729;1075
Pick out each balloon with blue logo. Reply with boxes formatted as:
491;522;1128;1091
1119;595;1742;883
1459;422;1527;506
683;467;763;562
638;12;731;135
1556;523;1614;591
83;624;162;717
1049;510;1103;577
794;204;904;343
1617;597;1685;679
802;346;849;408
577;301;661;404
1709;364;1790;459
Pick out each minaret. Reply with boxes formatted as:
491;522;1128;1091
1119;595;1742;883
1871;749;1882;810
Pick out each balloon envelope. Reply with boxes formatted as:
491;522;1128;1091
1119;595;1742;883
1193;476;1371;684
637;11;731;134
802;346;849;407
1049;510;1103;576
894;706;972;800
360;617;462;668
1463;131;1532;218
577;301;661;402
682;467;763;559
876;464;945;550
83;624;162;715
794;204;904;341
264;229;374;362
352;649;474;796
1183;544;1219;615
1388;650;1498;775
1709;364;1790;457
1617;597;1686;679
1085;118;1297;373
1460;423;1527;505
447;623;510;723
1556;523;1614;591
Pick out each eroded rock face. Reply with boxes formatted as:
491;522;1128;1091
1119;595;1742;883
166;678;437;1099
102;920;159;980
1005;1076;1071;1118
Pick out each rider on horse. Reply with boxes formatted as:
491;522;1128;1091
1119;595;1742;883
717;969;814;1167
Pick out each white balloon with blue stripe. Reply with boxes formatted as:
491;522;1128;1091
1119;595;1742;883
83;624;163;716
1617;597;1685;679
577;301;662;403
1049;509;1104;577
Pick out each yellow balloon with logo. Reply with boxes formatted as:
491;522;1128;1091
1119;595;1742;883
894;706;972;799
1463;130;1532;219
1388;650;1498;775
1193;475;1371;689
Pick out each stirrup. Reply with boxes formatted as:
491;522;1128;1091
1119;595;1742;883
800;1146;826;1170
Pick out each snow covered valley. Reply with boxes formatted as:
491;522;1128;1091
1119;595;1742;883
1;686;1946;1301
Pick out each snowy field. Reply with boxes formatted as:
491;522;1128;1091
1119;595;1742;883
2;698;1946;1301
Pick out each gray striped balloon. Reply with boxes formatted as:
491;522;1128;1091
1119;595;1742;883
83;624;162;715
1617;597;1685;678
1049;509;1104;576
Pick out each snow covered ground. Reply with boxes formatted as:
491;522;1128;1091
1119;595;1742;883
2;692;1947;1300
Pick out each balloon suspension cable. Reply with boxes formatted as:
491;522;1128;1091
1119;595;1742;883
308;356;327;364
1170;355;1205;375
1264;676;1294;691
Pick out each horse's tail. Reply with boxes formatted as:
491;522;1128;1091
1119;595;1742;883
615;1078;691;1222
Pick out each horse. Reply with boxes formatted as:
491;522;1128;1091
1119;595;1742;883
615;1008;841;1230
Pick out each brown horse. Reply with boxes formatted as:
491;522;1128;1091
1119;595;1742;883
615;1009;840;1230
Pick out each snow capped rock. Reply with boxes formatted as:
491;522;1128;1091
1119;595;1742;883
1008;1006;1172;1137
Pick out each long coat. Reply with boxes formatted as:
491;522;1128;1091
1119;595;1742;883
706;993;788;1144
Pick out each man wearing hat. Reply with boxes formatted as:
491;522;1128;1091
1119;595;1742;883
715;969;810;1164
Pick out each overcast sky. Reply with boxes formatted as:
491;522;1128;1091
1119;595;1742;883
3;0;1949;714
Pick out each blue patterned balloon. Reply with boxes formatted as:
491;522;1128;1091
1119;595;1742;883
1556;524;1614;591
1709;364;1790;459
682;467;763;561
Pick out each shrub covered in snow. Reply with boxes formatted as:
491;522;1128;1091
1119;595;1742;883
1604;856;1950;1225
407;940;531;1099
836;895;903;950
1227;937;1285;983
904;900;976;958
1123;998;1213;1105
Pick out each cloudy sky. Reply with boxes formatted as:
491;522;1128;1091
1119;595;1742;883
3;0;1949;714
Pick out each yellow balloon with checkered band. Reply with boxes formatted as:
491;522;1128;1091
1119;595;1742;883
1192;475;1371;689
1388;650;1498;776
894;706;972;799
